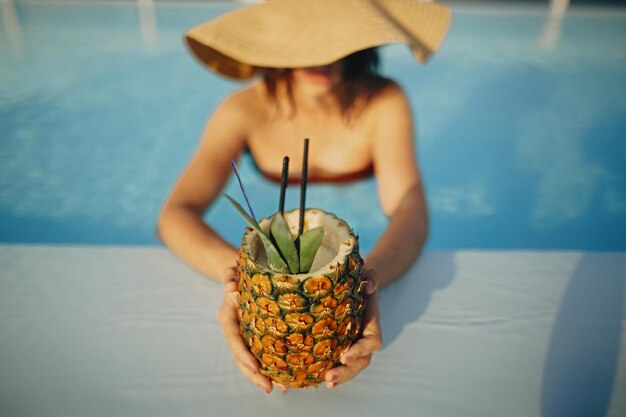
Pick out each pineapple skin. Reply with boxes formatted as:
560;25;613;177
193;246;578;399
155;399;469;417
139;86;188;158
236;240;366;388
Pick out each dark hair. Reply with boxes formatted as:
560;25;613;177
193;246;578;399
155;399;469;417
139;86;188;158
262;47;388;119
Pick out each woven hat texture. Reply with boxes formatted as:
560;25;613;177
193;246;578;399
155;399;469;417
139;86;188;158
185;0;452;79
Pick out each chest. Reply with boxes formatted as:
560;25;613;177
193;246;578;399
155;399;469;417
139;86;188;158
247;113;373;177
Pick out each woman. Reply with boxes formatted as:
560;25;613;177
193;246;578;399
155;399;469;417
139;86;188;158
158;0;450;393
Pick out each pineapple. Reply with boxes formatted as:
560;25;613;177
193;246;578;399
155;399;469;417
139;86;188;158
236;208;367;388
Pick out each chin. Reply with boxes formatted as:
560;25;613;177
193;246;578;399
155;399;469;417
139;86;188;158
293;68;338;90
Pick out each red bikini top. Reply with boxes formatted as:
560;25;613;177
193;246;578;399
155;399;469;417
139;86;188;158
246;149;374;184
259;164;375;184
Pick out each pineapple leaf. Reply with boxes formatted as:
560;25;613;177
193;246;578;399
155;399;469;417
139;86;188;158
270;213;299;274
224;194;290;273
224;194;261;229
297;227;324;273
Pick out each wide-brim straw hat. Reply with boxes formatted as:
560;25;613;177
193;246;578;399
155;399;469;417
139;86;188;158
185;0;452;80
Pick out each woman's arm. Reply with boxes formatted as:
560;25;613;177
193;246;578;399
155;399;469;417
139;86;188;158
365;183;428;288
365;82;429;289
323;83;427;389
158;90;280;393
157;92;249;282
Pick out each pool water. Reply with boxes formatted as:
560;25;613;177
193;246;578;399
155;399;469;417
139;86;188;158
1;2;625;252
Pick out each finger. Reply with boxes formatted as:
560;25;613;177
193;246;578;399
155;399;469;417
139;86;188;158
222;277;240;305
235;359;273;393
361;292;381;334
325;356;371;388
340;299;382;364
339;331;381;365
274;382;289;393
218;304;260;374
220;271;272;393
364;279;378;294
223;326;259;374
361;266;381;295
223;276;239;292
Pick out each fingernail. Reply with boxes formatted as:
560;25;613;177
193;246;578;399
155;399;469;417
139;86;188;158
341;355;353;364
326;374;338;382
223;276;238;289
225;276;238;284
247;363;258;374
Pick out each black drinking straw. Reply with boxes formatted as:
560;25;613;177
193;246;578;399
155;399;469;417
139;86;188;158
279;156;289;214
298;139;309;237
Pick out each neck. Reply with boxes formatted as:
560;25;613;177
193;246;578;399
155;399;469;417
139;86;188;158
277;77;340;115
295;87;338;113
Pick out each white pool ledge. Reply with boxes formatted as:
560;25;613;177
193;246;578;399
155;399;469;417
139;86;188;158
1;245;625;417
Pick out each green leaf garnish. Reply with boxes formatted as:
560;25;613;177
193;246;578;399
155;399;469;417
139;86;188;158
270;213;299;274
224;194;290;273
297;227;324;273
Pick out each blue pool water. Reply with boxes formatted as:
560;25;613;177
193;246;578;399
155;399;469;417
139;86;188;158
1;2;625;252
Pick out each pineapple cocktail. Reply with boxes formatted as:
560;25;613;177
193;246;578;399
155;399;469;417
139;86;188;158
226;141;367;388
236;208;366;388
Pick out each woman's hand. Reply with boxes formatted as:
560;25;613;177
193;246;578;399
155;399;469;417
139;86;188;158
217;273;288;394
323;268;382;389
217;267;381;392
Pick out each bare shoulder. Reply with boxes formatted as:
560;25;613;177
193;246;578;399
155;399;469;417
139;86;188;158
366;77;411;116
358;77;413;135
212;82;267;128
194;81;270;157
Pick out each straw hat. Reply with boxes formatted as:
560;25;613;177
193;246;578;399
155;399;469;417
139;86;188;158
185;0;452;80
